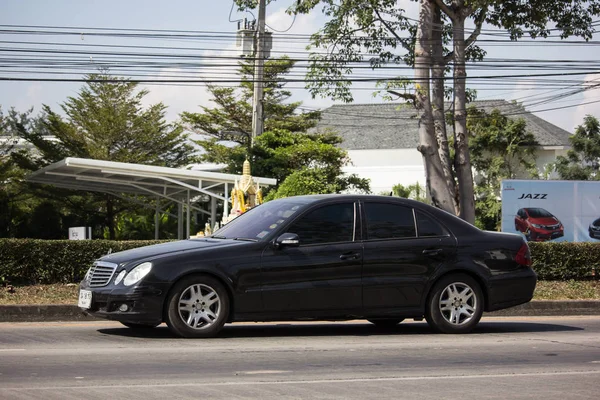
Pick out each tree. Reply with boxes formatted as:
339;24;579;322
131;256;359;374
468;107;538;230
181;57;321;148
237;0;600;225
554;115;600;180
181;57;370;197
391;182;428;202
0;107;38;238
13;73;197;239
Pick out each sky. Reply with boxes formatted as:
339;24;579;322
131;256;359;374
1;0;599;134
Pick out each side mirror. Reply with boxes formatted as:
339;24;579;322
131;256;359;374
273;232;300;249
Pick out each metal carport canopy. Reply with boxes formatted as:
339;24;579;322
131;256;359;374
28;157;277;239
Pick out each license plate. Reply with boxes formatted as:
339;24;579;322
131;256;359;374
78;289;92;309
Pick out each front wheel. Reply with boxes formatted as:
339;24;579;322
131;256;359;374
165;275;230;338
425;274;483;334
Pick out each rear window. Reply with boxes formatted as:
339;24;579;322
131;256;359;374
364;203;416;239
416;211;448;237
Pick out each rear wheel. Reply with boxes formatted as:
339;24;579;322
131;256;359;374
165;275;229;338
367;318;404;328
425;274;483;334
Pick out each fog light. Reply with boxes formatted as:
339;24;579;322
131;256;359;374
118;304;129;312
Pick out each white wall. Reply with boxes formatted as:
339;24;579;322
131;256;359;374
343;149;426;194
534;148;569;179
343;147;569;194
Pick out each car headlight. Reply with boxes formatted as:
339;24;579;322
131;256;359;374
114;270;126;285
123;262;153;286
83;267;92;283
531;224;542;228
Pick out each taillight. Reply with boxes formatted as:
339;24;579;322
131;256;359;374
515;242;532;266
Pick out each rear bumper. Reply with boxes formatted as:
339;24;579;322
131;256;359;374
486;268;537;312
79;283;167;325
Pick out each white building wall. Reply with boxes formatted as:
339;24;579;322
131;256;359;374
534;148;569;179
343;149;425;194
344;147;568;194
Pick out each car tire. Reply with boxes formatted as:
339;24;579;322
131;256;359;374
120;322;160;331
165;275;230;338
367;318;404;328
425;274;483;334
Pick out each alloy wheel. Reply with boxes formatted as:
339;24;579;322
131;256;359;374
438;282;477;326
178;283;221;330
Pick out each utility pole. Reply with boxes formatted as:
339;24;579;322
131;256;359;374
251;0;266;146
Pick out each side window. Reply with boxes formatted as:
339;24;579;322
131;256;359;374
416;211;448;237
364;203;416;240
286;203;354;245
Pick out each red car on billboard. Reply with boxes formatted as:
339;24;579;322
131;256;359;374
515;208;564;242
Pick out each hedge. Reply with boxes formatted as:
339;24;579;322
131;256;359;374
0;239;598;284
0;239;167;285
528;242;600;280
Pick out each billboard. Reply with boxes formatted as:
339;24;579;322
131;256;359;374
501;179;600;243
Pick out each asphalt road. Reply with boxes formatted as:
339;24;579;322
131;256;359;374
1;317;599;399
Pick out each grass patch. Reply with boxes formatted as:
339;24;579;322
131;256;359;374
1;281;599;305
0;284;79;305
533;280;600;300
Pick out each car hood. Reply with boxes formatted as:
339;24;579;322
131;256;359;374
530;217;560;225
98;238;248;265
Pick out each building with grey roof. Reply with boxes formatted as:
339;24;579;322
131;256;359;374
314;100;571;193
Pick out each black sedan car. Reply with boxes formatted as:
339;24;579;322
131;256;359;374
79;195;536;338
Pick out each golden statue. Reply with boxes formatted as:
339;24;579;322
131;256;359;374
224;159;263;224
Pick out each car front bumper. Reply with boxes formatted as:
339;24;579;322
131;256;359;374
530;229;564;242
79;282;168;325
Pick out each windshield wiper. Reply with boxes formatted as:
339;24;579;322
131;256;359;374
233;237;258;242
211;235;227;239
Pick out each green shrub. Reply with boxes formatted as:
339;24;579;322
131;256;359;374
0;239;168;284
529;242;600;280
1;239;598;284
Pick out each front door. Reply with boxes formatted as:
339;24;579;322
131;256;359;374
260;201;362;316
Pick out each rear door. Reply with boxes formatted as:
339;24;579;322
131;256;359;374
361;201;456;313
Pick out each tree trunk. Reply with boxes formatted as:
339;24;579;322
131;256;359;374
431;6;458;214
415;0;456;214
452;11;476;224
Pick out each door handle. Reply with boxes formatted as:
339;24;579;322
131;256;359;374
422;248;443;257
340;252;361;261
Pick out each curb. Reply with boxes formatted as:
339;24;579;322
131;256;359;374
0;305;99;322
1;301;600;322
486;300;600;317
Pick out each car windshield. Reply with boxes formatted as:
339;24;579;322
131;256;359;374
527;208;554;218
208;198;312;241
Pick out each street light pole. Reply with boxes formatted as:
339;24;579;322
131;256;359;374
251;0;266;147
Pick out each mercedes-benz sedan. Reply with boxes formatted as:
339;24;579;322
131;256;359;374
79;195;536;338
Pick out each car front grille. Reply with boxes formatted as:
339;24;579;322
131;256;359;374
542;224;560;230
88;261;118;287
